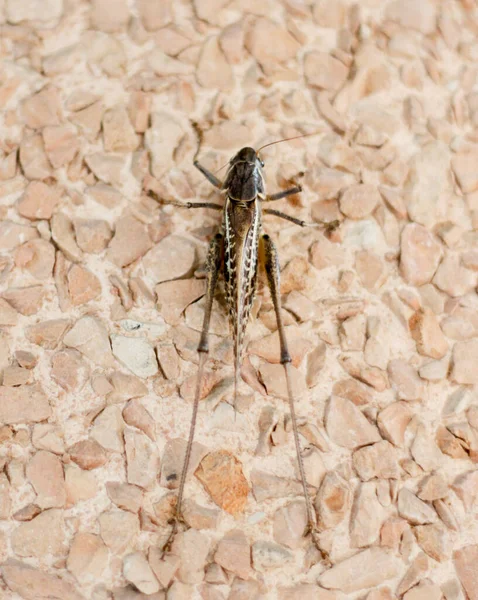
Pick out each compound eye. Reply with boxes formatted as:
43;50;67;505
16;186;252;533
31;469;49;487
260;159;265;167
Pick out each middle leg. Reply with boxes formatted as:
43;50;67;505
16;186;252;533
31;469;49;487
263;208;339;231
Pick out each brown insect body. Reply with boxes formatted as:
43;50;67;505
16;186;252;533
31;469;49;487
150;141;333;560
222;147;264;398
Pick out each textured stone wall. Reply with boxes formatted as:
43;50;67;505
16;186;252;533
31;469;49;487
0;0;478;599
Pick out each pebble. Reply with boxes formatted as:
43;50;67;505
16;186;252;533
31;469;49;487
123;552;160;595
333;378;373;406
143;235;196;286
434;253;477;297
11;508;66;558
397;553;429;596
15;239;55;280
26;450;66;509
398;488;437;525
182;499;219;530
278;584;346;600
451;339;478;384
68;438;107;471
419;356;449;381
21;86;62;129
418;473;448;502
103;106;138;152
65;465;97;504
388;359;424;401
32;423;64;455
339;314;366;351
197;37;233;92
99;509;139;554
415;523;449;562
406;142;451;228
70;101;104;141
109;372;148;403
1;560;84;600
273;501;307;550
149;549;180;589
91;0;129;32
19;133;52;180
350;481;387;548
160;438;205;489
43;45;81;78
129;91;151;133
172;529;211;584
43;125;80;168
74;219;112;253
319;547;401;593
353;440;400;481
441;307;478;340
107;215;152;268
309;235;345;270
124;429;159;489
137;0;171;30
252;540;293;571
3;285;45;316
0;300;15;327
85;152;127;186
399;224;442;286
306;342;327;388
245;18;301;70
259;363;307;400
377;402;413;448
156;279;206;325
304;52;348;91
452;470;478;512
0;221;39;251
91;405;125;452
411;424;443;471
148;48;193;77
355;250;387;291
339;184;381;219
195;450;249;515
251;469;306;503
51;212;83;262
111;335;158;378
452;151;478;194
106;482;143;513
67;264;102;305
123;400;156;440
0;150;17;180
249;328;312;367
193;0;230;24
26;318;70;349
0;473;11;519
67;533;109;584
453;544;478;600
0;384;51;424
64;316;114;367
404;582;443;600
315;470;351;529
386;0;436;34
144;112;184;179
2;365;29;387
325;395;381;449
167;581;193;600
17;181;61;220
409;308;448;359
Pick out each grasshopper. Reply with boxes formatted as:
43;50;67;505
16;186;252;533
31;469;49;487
150;137;336;557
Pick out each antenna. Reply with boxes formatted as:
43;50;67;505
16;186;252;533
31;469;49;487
256;130;321;154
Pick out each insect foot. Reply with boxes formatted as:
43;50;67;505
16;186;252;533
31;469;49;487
161;510;189;556
305;522;331;566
